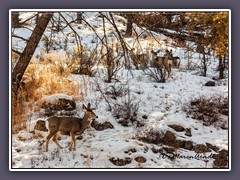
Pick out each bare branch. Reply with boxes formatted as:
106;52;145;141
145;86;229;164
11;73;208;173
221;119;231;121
19;13;37;25
12;49;22;56
12;35;28;42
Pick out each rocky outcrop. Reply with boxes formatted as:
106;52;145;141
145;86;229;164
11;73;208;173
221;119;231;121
41;94;76;116
91;119;114;131
109;157;132;166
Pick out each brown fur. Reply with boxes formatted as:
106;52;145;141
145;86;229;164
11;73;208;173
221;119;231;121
151;50;173;77
45;103;98;152
129;48;148;69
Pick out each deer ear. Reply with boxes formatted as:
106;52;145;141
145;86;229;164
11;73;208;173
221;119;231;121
83;104;87;110
87;103;91;109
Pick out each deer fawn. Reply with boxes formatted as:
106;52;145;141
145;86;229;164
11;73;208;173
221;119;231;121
45;103;98;152
169;49;180;69
129;48;148;70
151;49;173;77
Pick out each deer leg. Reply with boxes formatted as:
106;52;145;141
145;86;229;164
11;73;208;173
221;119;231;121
45;133;55;152
69;141;73;151
52;133;62;150
70;131;76;151
168;68;171;77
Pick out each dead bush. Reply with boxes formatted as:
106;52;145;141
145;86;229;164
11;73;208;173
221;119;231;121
184;95;228;126
102;46;123;83
137;128;164;145
12;89;28;133
68;45;97;76
112;97;141;127
105;83;128;100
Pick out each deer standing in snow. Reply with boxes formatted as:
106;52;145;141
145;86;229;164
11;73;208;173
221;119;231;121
45;103;98;152
151;49;173;78
169;49;180;69
129;48;148;70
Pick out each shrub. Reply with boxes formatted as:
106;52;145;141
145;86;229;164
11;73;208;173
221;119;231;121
184;95;228;126
137;128;163;145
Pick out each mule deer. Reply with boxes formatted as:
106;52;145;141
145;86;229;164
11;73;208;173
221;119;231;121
129;48;148;70
151;49;173;77
45;103;98;152
169;49;180;69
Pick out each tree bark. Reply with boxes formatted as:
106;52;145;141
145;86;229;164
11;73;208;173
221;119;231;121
12;12;53;95
219;56;224;79
125;19;133;37
202;53;207;77
77;12;82;24
12;12;21;28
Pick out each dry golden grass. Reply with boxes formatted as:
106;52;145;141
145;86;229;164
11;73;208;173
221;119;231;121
12;51;84;133
12;90;28;134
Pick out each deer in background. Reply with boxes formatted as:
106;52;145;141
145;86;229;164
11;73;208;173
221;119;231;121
129;48;148;70
45;103;98;152
169;49;180;69
151;49;173;78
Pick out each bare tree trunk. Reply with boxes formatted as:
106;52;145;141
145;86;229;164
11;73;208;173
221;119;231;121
219;56;224;79
77;12;82;24
12;12;21;28
12;12;53;96
125;19;133;37
35;13;39;25
202;53;207;77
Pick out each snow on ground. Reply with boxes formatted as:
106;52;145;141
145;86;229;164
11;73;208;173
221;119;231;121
11;12;229;169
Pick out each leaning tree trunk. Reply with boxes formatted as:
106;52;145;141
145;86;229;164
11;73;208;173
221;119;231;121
12;12;21;28
77;12;82;24
12;12;53;96
125;19;133;37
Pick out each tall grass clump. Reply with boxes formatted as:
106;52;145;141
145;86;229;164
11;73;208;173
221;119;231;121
12;51;84;133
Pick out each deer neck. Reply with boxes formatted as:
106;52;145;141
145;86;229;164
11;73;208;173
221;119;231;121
82;113;90;124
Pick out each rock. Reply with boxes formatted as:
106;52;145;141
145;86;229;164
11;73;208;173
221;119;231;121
134;156;146;163
124;148;137;154
213;149;228;167
34;120;48;131
219;109;228;116
91;119;114;131
168;124;185;132
41;94;76;116
177;140;185;148
206;143;219;152
151;147;161;154
185;128;192;137
221;123;228;130
161;131;178;148
193;144;211;153
142;115;148;119
184;140;194;150
109;157;132;166
205;81;215;86
118;119;131;127
162;147;176;154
